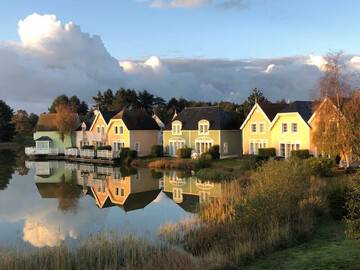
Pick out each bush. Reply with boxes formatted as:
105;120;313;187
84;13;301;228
258;148;276;159
151;145;164;157
195;168;234;181
208;145;220;160
195;153;212;169
128;150;138;159
176;148;192;159
97;145;112;151
81;145;94;150
291;149;310;159
345;177;360;240
328;187;348;220
307;157;334;177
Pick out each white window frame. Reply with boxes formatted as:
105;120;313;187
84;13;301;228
172;121;182;135
291;123;298;133
259;122;265;133
195;137;214;154
223;142;229;154
249;139;268;155
279;142;301;158
169;138;186;156
134;142;140;153
198;120;210;135
114;126;118;134
281;123;288;133
119;126;124;134
251;123;257;133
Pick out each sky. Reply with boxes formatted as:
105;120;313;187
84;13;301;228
1;0;360;113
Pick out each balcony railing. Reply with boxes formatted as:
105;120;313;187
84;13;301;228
25;147;60;156
97;150;120;160
79;149;96;158
65;148;79;157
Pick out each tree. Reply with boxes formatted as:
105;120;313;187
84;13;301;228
241;88;269;117
29;113;39;129
311;52;357;167
55;104;78;141
12;110;33;141
0;100;15;142
49;95;70;113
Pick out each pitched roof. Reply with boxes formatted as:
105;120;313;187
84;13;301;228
100;110;118;124
35;136;52;141
259;103;288;121
164;106;240;130
280;101;315;122
35;113;58;131
112;109;160;130
76;115;95;131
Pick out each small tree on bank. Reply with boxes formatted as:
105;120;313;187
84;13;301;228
312;52;360;167
55;104;78;141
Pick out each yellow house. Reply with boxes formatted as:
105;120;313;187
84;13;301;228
163;106;242;158
241;101;316;158
269;101;315;158
240;102;287;155
87;110;118;147
106;109;161;157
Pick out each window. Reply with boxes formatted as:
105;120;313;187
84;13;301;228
97;126;100;133
120;188;125;196
198;120;209;135
101;126;105;135
115;187;119;196
251;123;257;133
169;139;185;156
119;126;124;134
172;121;182;135
249;142;255;154
282;123;288;133
114;126;118;134
223;142;229;154
291;123;298;133
280;143;286;157
259;123;265;133
135;143;140;153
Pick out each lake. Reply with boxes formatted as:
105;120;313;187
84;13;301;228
0;149;221;249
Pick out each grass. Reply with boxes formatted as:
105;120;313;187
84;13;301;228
243;221;360;270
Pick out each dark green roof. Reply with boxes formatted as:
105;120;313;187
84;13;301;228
35;136;52;141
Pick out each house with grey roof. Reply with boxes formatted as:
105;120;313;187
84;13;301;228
163;106;242;158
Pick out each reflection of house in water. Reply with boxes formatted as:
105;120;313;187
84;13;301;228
162;171;222;213
33;161;161;212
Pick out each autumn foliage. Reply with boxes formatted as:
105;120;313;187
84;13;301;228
55;104;78;141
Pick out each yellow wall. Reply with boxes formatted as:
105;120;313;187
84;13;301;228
89;113;108;145
129;130;159;157
270;113;311;157
107;119;131;148
241;105;271;154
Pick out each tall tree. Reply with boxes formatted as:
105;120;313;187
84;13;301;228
50;95;88;116
0;100;15;142
55;104;78;141
241;88;269;117
12;110;33;138
312;52;355;167
29;113;39;130
49;95;70;113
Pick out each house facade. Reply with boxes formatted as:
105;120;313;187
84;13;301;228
163;106;242;158
241;101;315;158
27;113;78;155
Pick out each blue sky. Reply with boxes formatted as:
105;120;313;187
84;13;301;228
1;0;359;60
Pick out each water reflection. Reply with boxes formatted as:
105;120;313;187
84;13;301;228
0;156;221;249
163;171;222;213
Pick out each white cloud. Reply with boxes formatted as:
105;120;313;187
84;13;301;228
2;13;360;114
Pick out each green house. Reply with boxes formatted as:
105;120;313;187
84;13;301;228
28;113;77;155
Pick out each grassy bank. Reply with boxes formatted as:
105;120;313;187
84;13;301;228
244;221;360;270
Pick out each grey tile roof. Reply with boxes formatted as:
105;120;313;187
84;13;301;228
164;106;240;130
113;109;160;130
280;101;315;122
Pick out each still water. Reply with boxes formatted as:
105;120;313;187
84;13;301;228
0;149;221;249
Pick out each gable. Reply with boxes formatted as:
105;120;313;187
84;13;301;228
89;113;107;132
240;104;271;130
270;112;311;131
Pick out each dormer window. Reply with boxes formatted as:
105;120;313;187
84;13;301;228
81;123;86;132
198;120;209;135
172;121;182;135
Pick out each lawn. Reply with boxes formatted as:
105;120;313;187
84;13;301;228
243;221;360;270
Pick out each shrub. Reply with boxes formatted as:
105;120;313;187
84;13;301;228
148;159;196;170
97;145;112;151
81;145;94;150
291;149;310;159
195;153;212;169
120;148;131;160
176;148;192;159
208;145;220;160
328;187;348;220
128;150;138;159
307;157;334;177
258;148;276;159
151;145;164;157
345;177;360;240
195;168;234;181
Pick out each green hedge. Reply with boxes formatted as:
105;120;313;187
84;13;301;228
208;145;220;160
176;147;192;159
119;147;138;165
151;145;163;157
97;145;112;151
258;148;276;158
291;149;310;159
306;157;334;177
346;178;360;239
